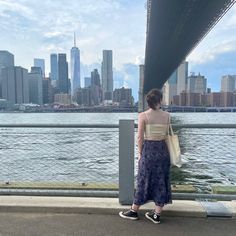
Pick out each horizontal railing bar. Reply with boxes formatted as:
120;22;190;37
135;124;236;129
0;189;119;197
0;124;120;128
173;193;236;201
172;124;236;129
0;124;236;129
0;189;236;200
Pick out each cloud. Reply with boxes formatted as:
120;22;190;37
189;50;236;92
188;40;236;65
0;0;34;19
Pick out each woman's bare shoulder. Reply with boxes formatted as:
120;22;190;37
138;112;146;118
161;110;170;117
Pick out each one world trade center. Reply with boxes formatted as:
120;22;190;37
71;33;81;99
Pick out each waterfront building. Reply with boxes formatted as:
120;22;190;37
165;70;178;105
43;77;53;104
0;50;14;70
200;94;211;106
50;54;58;82
54;93;71;105
101;50;113;100
177;60;188;95
234;93;236;106
76;88;91;106
28;67;43;105
90;69;102;105
187;73;207;94
221;75;236;92
179;91;187;106
2;66;29;104
58;54;69;94
173;95;180;106
138;64;145;112
187;93;201;106
70;33;81;97
209;92;221;107
84;77;91;88
34;58;45;77
113;87;133;107
220;92;234;107
0;50;14;98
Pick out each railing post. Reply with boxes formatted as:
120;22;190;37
119;120;134;205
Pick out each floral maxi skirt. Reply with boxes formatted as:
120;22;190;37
133;140;172;207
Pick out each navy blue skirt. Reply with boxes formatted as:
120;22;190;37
133;140;172;207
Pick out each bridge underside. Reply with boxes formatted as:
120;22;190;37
144;0;235;94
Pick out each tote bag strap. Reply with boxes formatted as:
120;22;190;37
167;115;174;136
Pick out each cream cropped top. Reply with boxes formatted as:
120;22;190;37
144;124;168;140
137;110;170;155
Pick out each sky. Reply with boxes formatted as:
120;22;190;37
1;0;236;101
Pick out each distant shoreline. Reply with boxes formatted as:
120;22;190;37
1;110;236;113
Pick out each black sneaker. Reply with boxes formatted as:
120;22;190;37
145;211;161;224
119;209;139;220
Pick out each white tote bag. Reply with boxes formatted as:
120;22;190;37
166;124;182;168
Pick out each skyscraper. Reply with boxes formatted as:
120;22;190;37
0;51;14;71
28;67;43;105
221;75;236;92
113;87;133;106
101;50;113;100
58;54;69;94
177;61;188;95
71;33;81;97
187;73;207;94
50;54;58;81
0;50;14;98
84;77;91;88
165;70;178;105
138;64;145;112
2;66;29;104
34;58;45;77
91;69;102;105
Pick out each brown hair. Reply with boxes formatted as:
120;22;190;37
146;89;163;110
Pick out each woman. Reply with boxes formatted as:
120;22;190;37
119;89;172;224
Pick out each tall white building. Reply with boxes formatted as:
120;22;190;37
187;73;207;94
177;61;188;95
101;50;113;100
221;75;236;92
71;33;81;97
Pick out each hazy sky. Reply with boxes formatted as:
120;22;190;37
1;0;236;100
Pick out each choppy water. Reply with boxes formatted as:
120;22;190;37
0;112;236;193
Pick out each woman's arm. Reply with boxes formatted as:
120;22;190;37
137;113;145;160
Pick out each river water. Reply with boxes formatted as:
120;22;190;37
0;112;235;193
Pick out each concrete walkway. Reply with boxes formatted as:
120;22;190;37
0;212;236;236
0;196;235;236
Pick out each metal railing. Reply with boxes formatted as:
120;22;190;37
0;124;120;197
0;122;236;203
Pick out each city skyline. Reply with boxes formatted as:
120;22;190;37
1;0;236;100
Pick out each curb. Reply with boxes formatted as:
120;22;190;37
0;196;235;218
